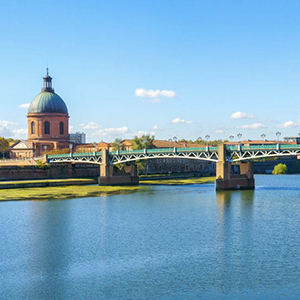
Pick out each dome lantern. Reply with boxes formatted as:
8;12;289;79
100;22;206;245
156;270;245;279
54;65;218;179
42;68;54;93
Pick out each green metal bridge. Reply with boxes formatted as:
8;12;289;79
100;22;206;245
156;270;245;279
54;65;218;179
47;143;300;165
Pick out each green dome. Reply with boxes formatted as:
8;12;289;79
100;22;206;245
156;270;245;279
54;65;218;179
28;92;68;114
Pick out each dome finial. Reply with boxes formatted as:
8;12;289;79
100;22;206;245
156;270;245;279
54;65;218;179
46;68;49;76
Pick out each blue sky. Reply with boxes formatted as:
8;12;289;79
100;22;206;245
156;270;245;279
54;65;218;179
1;0;300;142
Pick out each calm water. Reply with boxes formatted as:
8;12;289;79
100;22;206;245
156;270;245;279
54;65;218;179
1;175;300;299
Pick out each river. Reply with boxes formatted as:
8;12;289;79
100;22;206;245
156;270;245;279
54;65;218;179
1;175;300;299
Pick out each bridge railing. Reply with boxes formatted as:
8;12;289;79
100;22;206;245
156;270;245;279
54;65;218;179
47;144;300;161
225;144;300;152
48;152;102;159
280;144;300;149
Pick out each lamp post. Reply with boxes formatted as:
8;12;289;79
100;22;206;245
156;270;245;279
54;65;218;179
168;138;172;149
237;133;242;142
93;142;97;153
173;136;177;147
229;135;234;142
69;144;73;155
261;133;266;141
197;136;202;145
205;135;210;146
276;131;281;142
43;145;47;155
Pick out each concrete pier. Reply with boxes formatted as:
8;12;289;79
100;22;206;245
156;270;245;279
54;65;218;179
99;149;139;185
215;144;255;191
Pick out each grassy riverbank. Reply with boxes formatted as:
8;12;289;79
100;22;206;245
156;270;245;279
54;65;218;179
0;185;149;201
140;176;215;185
0;176;215;201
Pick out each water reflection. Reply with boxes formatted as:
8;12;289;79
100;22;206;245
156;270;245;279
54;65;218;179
27;201;71;299
215;190;255;293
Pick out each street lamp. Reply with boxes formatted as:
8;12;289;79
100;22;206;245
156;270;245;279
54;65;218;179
69;144;73;154
261;133;266;141
205;135;210;145
93;142;97;152
229;135;234;142
197;136;202;145
237;133;242;142
276;131;281;142
43;145;47;155
173;136;177;147
168;138;172;148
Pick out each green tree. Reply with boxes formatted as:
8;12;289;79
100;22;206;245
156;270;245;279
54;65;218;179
132;135;155;150
131;135;154;175
0;137;11;158
111;138;125;151
272;163;287;175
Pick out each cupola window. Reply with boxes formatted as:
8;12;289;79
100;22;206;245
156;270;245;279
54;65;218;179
44;121;50;135
60;122;64;135
31;122;35;135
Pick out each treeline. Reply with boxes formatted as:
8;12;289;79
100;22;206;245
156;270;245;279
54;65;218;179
0;137;17;158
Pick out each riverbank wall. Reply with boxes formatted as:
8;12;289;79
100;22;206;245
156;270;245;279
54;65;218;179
0;163;99;181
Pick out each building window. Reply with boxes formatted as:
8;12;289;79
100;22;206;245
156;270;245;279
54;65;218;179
60;122;64;135
44;121;50;134
31;122;35;135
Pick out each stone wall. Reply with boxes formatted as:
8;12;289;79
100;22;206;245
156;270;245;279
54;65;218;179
0;163;99;181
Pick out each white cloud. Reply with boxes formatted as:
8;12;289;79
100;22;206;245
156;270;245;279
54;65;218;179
80;122;99;130
0;120;19;138
160;90;177;98
231;111;254;119
276;120;300;128
0;126;13;137
215;129;224;134
237;123;266;129
93;126;128;136
134;130;155;137
135;88;177;102
135;89;160;98
12;128;27;139
171;118;192;124
18;103;30;109
153;125;161;130
0;120;17;127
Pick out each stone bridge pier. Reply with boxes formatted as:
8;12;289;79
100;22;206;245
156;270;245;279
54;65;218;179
99;149;139;185
215;144;255;191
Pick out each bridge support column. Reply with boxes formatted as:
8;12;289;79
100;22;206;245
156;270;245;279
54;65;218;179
215;144;255;191
99;149;139;185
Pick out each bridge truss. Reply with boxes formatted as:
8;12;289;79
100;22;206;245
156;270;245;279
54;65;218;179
47;144;300;165
227;144;300;162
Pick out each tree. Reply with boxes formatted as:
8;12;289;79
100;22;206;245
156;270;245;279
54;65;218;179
111;138;125;151
272;163;287;175
0;137;12;158
132;135;155;150
131;135;154;175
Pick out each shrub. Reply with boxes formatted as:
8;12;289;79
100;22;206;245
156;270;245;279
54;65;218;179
272;163;287;175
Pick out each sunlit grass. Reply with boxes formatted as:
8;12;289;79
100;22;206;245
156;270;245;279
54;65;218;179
0;185;150;201
140;176;216;185
0;176;216;201
0;178;96;186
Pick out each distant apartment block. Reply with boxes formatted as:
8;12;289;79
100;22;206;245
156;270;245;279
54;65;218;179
69;132;86;144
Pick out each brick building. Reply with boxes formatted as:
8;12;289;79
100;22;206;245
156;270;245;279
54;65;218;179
10;70;70;158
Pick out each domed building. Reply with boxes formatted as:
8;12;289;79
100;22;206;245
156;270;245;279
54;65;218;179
27;69;69;144
10;70;70;158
